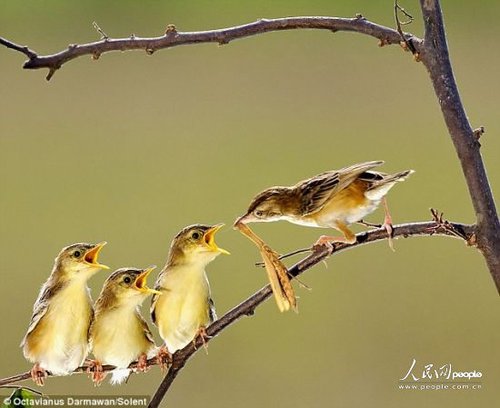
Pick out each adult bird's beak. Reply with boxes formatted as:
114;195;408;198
203;224;230;255
134;266;161;295
233;214;250;228
83;242;110;270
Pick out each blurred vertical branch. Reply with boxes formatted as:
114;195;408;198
416;0;500;290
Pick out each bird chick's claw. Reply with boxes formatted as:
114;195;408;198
194;326;211;354
156;346;172;372
87;360;105;386
136;353;149;373
30;363;47;386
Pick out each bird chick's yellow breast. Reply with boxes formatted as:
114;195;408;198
24;281;93;373
154;264;211;352
91;307;153;368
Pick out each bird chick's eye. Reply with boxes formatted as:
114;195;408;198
123;276;132;284
255;210;264;217
73;250;81;258
191;231;201;240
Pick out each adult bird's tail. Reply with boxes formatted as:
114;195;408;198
365;169;414;200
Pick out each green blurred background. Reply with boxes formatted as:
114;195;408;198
1;1;499;407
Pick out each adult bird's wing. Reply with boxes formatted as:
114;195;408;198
298;160;384;215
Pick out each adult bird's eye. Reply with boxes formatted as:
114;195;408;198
73;251;81;258
191;231;201;240
124;276;131;284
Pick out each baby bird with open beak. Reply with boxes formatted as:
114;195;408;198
89;266;160;385
21;242;108;386
151;224;229;361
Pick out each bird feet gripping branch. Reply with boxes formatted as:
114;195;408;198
156;346;173;372
358;199;396;251
86;360;106;386
193;326;212;354
313;235;350;254
313;221;358;254
136;353;149;373
30;363;48;386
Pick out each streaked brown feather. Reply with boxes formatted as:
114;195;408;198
298;161;384;216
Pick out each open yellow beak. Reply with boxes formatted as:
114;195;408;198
83;241;110;270
203;224;230;255
134;266;161;295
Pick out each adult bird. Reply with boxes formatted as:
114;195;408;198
234;161;413;312
235;160;414;248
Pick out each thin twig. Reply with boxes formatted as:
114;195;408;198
0;16;422;80
92;22;109;40
394;0;417;54
396;1;414;24
358;219;382;228
287;274;312;291
0;37;37;59
0;359;156;387
254;247;312;266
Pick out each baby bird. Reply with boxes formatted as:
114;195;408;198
151;224;229;360
21;242;108;386
235;161;414;248
89;267;160;385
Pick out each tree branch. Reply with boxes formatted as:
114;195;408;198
417;0;500;292
0;37;37;59
0;219;475;399
0;16;422;80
